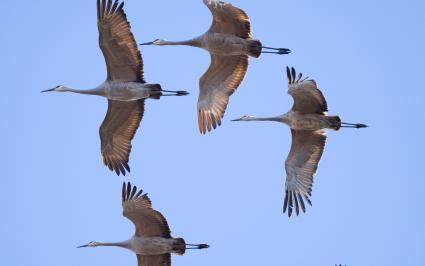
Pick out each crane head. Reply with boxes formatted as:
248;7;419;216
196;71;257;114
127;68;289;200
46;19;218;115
77;241;99;248
41;85;65;93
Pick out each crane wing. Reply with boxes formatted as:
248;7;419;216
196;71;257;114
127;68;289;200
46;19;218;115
122;182;171;238
97;0;144;82
203;0;252;39
283;129;327;217
198;54;248;134
137;254;171;266
100;100;145;176
286;67;328;115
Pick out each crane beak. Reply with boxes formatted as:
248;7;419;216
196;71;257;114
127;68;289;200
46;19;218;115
231;118;242;122
77;244;89;248
41;88;55;93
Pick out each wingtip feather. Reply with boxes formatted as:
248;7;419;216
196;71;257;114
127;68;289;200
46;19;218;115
286;66;291;83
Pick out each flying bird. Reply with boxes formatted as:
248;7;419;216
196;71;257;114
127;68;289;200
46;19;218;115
78;182;209;266
140;0;290;134
42;0;188;176
232;67;367;217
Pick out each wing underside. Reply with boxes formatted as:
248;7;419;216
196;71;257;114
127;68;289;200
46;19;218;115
283;129;327;217
122;182;171;238
286;67;328;115
137;254;171;266
204;0;252;39
100;100;145;175
198;54;249;134
98;0;145;82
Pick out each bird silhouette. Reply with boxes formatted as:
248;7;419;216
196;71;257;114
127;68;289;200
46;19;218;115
232;67;367;217
78;182;209;266
140;0;290;134
43;0;188;175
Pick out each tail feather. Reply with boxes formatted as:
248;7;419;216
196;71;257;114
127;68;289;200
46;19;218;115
327;116;341;130
146;84;162;99
145;83;162;91
248;39;262;58
172;238;186;255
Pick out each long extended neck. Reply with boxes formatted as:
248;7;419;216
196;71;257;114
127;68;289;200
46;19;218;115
242;115;287;123
61;86;105;96
160;37;202;48
96;240;131;249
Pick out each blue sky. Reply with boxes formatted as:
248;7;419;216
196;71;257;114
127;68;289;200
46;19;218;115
1;0;424;265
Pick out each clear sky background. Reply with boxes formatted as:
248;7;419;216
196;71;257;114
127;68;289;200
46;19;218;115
1;0;424;265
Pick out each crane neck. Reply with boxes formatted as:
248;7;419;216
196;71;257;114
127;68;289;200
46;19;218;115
243;115;288;123
95;240;131;249
60;86;106;97
160;37;202;48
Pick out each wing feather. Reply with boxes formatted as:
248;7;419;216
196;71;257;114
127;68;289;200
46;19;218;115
100;100;145;176
98;0;144;82
203;0;252;39
122;182;171;238
137;254;171;266
283;129;326;217
286;67;328;114
198;54;248;134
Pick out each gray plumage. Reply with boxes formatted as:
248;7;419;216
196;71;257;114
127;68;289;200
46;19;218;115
232;67;367;217
78;182;209;266
43;0;188;175
140;0;290;134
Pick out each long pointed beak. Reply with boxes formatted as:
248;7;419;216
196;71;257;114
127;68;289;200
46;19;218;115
77;244;89;248
231;118;243;122
139;41;155;46
41;88;55;93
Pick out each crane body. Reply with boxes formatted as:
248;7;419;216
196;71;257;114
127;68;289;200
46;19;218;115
81;236;186;256
78;182;209;266
46;82;187;102
233;67;367;217
43;0;188;175
140;0;290;134
235;112;342;131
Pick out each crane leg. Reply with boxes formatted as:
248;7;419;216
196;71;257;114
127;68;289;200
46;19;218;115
341;122;368;128
160;90;190;96
260;46;291;55
185;244;210;249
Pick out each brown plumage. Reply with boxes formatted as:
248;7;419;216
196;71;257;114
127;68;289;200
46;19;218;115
205;0;252;39
97;0;145;175
286;67;328;115
44;0;188;176
283;129;326;217
232;67;367;217
198;54;249;133
98;0;144;82
198;0;256;134
137;254;171;266
122;182;171;238
141;0;290;134
78;182;209;266
100;100;145;175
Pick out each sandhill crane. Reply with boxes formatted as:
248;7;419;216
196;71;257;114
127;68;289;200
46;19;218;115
42;0;188;176
140;0;290;134
232;67;367;217
78;182;209;266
